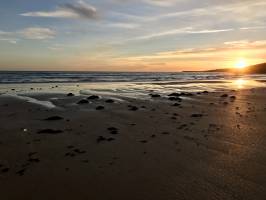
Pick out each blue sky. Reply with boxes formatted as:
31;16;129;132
0;0;265;71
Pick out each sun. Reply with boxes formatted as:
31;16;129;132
235;59;248;69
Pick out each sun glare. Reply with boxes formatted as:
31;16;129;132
235;59;248;69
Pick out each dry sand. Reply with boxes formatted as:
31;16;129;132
0;88;266;200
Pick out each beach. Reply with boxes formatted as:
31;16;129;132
1;84;266;200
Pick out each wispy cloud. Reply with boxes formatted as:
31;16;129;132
120;39;266;61
0;31;18;44
113;0;266;23
143;0;182;7
124;28;234;42
113;0;182;7
0;27;56;43
0;38;18;44
106;22;139;29
21;1;98;20
19;27;56;40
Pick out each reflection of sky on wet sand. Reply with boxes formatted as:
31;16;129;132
232;79;262;89
0;77;265;100
214;88;266;177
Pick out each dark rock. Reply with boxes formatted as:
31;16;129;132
1;168;9;173
221;94;228;98
108;127;118;131
169;97;182;101
67;93;74;97
96;106;104;110
107;137;115;141
230;96;236;100
28;158;40;163
110;130;118;135
87;95;99;100
140;140;148;143
178;124;187;129
37;129;63;134
97;136;106;143
191;114;203;118
168;93;180;97
150;94;161;98
28;152;37;157
77;99;89;104
44;116;64;121
16;169;26;176
202;91;209;94
128;105;138;111
172;103;181;107
180;92;193;96
65;152;71;157
74;149;86;154
108;127;118;134
106;99;114;103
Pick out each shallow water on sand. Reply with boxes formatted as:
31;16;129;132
0;72;265;100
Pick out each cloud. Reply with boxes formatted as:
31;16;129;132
0;31;18;44
113;0;266;24
19;27;56;40
113;0;183;7
106;22;139;29
119;39;266;61
21;1;98;20
126;28;233;41
0;38;17;44
224;40;266;48
143;0;182;7
0;27;56;42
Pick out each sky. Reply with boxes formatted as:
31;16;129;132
0;0;265;71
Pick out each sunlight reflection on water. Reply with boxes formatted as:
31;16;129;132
232;79;262;90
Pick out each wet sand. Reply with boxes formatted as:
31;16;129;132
1;88;266;200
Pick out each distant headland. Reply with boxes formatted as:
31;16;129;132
184;62;266;74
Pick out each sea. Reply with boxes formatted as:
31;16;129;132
0;71;265;100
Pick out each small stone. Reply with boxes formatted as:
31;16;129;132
96;106;104;110
128;105;138;111
67;93;74;97
97;136;106;143
150;94;161;98
191;114;203;118
168;93;180;97
221;94;228;98
37;129;63;134
44;116;63;121
77;99;89;104
87;95;99;100
1;168;9;173
169;97;182;101
106;99;114;103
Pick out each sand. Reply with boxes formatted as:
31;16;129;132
0;88;266;200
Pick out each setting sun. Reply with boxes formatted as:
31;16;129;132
235;59;248;69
